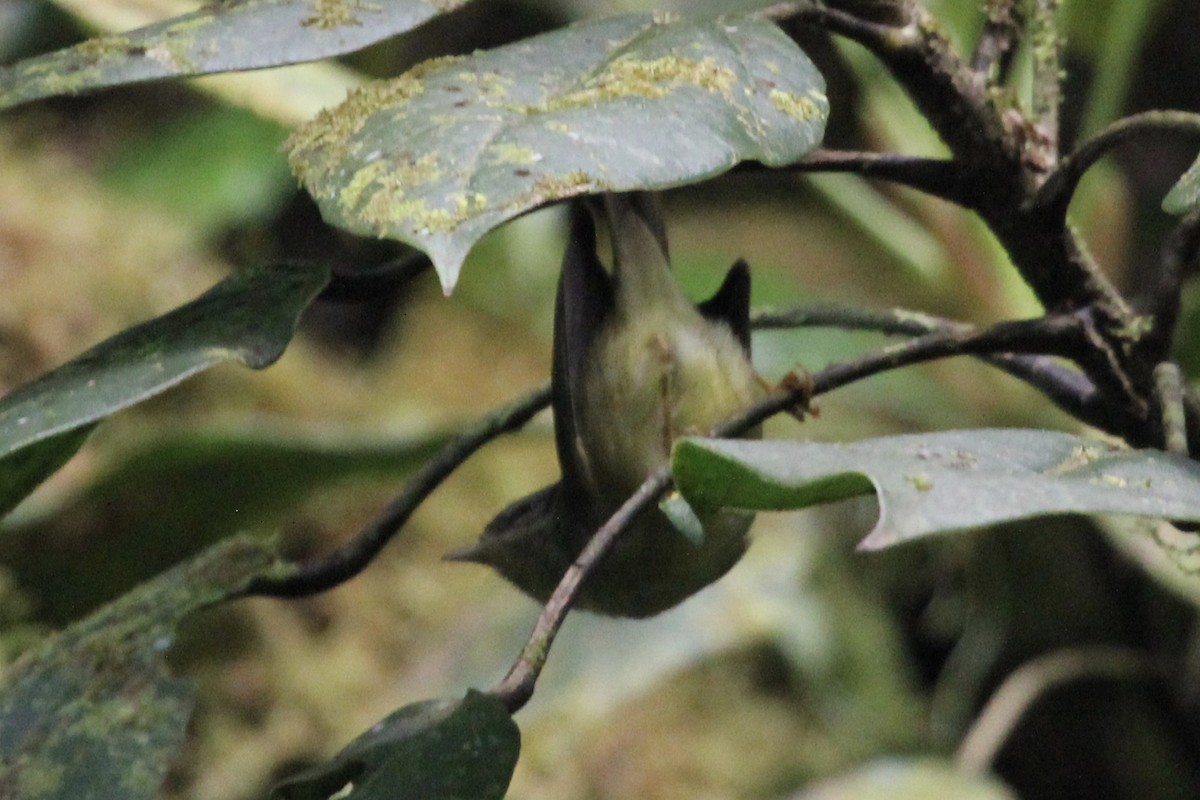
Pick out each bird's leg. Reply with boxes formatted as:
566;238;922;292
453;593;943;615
756;368;817;424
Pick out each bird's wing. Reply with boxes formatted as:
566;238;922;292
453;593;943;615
554;201;615;506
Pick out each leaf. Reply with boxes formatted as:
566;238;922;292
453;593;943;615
0;262;329;519
0;427;95;520
0;427;446;623
0;0;468;111
672;429;1200;550
288;13;828;292
271;690;520;800
0;535;278;800
792;758;1017;800
1163;151;1200;214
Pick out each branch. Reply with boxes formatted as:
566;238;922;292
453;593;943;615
956;647;1154;773
241;384;552;598
752;304;1137;439
753;303;970;337
489;463;675;713
971;0;1022;78
318;250;431;303
762;2;908;44
1155;363;1189;456
1028;0;1064;162
782;149;973;206
1032;111;1200;219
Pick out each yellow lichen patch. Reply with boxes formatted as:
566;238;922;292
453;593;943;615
407;54;468;81
339;152;443;217
286;74;424;181
302;0;378;29
353;158;445;226
768;88;824;121
75;35;133;62
338;160;389;214
511;170;611;210
536;55;735;114
358;183;485;237
451;191;490;215
486;143;541;166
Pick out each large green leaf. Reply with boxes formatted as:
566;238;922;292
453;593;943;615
271;690;519;800
0;262;329;519
288;13;828;292
1163;151;1200;214
0;534;277;800
0;0;468;111
672;429;1200;550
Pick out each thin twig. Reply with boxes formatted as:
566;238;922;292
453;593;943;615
752;304;1130;437
1154;362;1189;456
241;384;552;598
1028;0;1063;162
771;2;910;49
956;647;1153;773
780;149;973;206
1031;111;1200;218
489;465;675;712
753;303;970;337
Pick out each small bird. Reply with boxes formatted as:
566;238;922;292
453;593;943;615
448;192;765;617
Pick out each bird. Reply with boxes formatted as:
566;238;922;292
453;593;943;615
447;192;765;617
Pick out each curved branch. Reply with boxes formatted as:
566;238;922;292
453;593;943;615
319;250;431;303
241;383;552;598
1032;111;1200;218
956;647;1154;773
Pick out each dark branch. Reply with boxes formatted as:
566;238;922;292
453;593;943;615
752;304;1136;438
1129;212;1200;365
971;0;1022;78
782;149;972;206
240;384;552;599
319;250;431;303
1031;111;1200;219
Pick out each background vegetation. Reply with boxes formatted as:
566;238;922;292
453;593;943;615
2;1;1200;798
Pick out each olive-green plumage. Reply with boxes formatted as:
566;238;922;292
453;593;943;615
448;192;764;617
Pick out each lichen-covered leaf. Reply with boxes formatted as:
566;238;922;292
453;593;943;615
271;690;519;800
0;262;329;519
0;0;468;111
0;535;278;800
1163;151;1200;214
672;429;1200;550
792;758;1018;800
288;13;828;292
